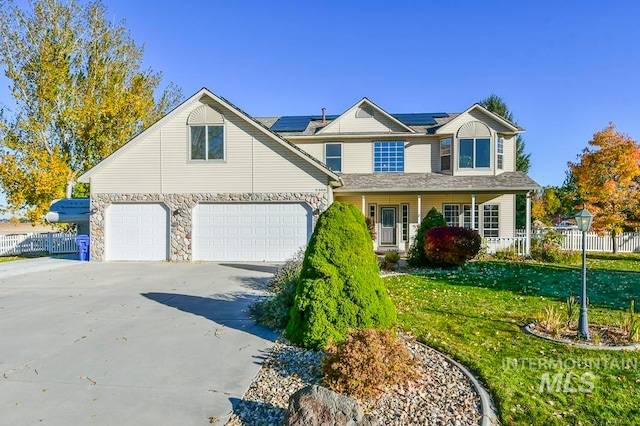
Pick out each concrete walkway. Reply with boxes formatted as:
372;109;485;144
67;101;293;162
0;261;278;425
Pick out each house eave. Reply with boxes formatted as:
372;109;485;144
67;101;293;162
333;187;539;194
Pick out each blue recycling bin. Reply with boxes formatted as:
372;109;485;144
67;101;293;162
76;235;90;261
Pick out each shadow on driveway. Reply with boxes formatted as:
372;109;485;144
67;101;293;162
219;263;278;274
142;292;278;341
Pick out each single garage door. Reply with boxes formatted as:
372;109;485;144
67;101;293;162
106;203;169;261
193;203;311;261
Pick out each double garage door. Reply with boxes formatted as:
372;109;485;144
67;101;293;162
105;202;310;262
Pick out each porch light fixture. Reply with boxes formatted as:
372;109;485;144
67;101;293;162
575;207;594;340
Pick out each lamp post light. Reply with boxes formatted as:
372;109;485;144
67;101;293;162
575;208;594;340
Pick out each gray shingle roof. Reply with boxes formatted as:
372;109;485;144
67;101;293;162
334;172;540;193
254;114;464;136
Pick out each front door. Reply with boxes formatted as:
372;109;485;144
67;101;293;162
380;207;397;245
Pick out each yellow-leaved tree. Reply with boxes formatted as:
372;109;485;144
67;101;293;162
0;0;182;222
569;123;640;253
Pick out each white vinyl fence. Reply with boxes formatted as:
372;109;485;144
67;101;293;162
557;230;640;253
512;229;640;254
0;232;78;256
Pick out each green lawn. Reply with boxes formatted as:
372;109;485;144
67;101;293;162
0;253;49;263
387;256;640;425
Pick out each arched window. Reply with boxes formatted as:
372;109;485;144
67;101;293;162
187;104;225;161
456;121;491;169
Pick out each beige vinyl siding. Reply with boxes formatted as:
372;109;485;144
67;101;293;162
90;128;162;193
287;139;374;173
253;133;328;192
90;100;327;194
405;138;434;173
320;111;408;134
289;137;438;174
467;110;514;134
500;135;516;173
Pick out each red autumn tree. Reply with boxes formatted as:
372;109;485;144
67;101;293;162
569;123;640;252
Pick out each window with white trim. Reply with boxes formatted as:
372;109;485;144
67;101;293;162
440;138;451;171
483;204;499;237
443;204;460;227
497;137;504;170
190;125;224;160
463;204;479;229
373;141;404;172
459;138;490;168
401;204;409;241
325;143;342;172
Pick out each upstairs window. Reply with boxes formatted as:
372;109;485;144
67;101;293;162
324;143;342;172
440;138;451;171
188;104;225;161
190;125;224;160
497;137;504;170
373;141;404;172
457;121;491;169
459;138;490;168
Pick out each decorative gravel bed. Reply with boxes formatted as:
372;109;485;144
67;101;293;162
226;333;482;425
525;322;640;350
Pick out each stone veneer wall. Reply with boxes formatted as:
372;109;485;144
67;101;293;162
90;192;330;261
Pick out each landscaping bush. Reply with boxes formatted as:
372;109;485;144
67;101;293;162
286;202;397;350
424;226;482;266
492;248;522;261
381;251;401;271
322;328;417;400
407;207;447;267
250;248;304;330
530;230;581;265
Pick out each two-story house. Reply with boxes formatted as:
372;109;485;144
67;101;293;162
78;88;539;262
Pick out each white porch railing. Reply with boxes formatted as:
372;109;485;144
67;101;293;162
484;237;527;256
0;232;78;256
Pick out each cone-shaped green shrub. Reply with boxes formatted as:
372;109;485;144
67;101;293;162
286;202;397;350
407;207;447;267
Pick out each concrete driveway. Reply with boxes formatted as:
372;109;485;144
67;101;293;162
0;260;278;425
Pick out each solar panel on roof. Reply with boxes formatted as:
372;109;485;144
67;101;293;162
270;116;313;132
271;115;341;131
270;113;449;131
392;113;449;126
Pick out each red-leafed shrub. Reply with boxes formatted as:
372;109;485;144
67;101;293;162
424;226;481;266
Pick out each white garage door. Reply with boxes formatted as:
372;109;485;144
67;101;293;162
193;203;311;261
106;203;169;261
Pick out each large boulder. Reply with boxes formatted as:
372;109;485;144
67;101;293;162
284;385;377;426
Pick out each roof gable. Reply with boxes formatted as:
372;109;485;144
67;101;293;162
315;98;416;135
79;88;340;183
434;104;523;135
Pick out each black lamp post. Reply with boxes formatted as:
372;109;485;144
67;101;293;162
575;208;594;340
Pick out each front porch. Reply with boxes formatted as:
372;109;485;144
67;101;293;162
332;173;539;255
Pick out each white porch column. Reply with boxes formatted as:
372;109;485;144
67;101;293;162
471;194;476;230
525;191;532;255
417;195;422;223
361;195;366;214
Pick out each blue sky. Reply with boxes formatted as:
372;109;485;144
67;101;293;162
2;0;640;214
